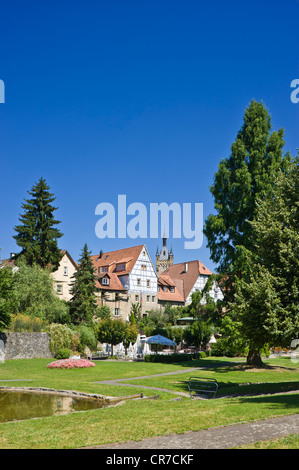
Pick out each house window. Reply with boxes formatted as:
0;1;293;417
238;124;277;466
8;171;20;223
135;295;139;302
146;280;150;288
170;287;175;293
98;267;101;274
163;286;168;292
57;285;62;294
137;278;141;286
64;266;68;276
102;277;110;285
114;308;120;316
147;295;150;302
141;264;147;270
152;296;155;302
116;263;125;271
102;266;108;273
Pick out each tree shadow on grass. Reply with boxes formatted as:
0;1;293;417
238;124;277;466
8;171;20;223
168;357;297;372
173;379;299;398
235;392;299;411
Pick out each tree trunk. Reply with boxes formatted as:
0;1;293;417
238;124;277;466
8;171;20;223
246;349;263;367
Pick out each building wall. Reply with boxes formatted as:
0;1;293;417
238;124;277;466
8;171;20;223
129;246;158;314
51;252;77;301
97;245;159;321
186;275;224;304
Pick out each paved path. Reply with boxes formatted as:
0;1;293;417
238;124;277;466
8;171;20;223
88;414;299;449
92;368;299;448
95;367;208;397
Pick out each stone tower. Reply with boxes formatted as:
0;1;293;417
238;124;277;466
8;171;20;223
156;231;173;274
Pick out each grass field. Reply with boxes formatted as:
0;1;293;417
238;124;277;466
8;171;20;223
0;356;298;449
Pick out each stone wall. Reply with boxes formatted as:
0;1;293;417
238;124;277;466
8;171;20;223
0;332;53;360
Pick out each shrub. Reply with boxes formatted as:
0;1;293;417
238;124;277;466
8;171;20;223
78;325;97;352
55;348;72;359
48;323;76;356
10;314;43;332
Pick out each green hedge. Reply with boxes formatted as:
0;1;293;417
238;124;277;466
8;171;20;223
144;352;209;363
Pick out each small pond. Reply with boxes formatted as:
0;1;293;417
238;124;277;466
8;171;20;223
0;389;111;423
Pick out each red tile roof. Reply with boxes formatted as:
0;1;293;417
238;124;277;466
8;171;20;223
158;260;213;302
91;245;145;292
91;245;144;275
96;273;127;291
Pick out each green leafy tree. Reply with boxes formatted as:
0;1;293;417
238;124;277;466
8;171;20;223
69;243;99;325
231;156;299;365
164;303;182;325
182;274;219;323
0;266;15;331
97;318;127;356
204;100;291;299
183;320;213;350
12;259;70;323
14;178;63;271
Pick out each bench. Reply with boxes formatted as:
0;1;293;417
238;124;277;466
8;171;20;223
188;377;218;399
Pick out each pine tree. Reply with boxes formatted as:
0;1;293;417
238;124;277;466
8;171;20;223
204;100;291;298
69;243;99;325
14;178;63;271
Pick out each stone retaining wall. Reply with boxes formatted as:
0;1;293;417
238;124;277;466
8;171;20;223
0;332;53;360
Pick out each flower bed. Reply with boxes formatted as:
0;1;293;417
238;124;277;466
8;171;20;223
47;359;95;369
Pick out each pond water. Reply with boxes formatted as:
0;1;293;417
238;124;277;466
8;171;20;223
0;390;109;423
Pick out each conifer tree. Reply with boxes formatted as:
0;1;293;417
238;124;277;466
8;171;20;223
14;178;63;271
204;100;291;298
231;156;299;365
69;243;98;325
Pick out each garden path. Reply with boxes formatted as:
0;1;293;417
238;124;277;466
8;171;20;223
84;413;299;449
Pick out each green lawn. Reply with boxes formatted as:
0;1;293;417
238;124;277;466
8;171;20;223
0;356;298;449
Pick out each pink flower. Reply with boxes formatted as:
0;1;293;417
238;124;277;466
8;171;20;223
47;359;95;369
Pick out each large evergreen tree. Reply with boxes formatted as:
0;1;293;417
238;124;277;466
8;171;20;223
14;178;63;271
231;156;299;364
69;243;98;324
204;100;291;298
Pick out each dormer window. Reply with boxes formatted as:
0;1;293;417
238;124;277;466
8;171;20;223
116;263;125;271
170;287;175;293
163;286;168;292
102;277;110;286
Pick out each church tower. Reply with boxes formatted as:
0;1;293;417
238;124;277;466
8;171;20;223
156;231;174;274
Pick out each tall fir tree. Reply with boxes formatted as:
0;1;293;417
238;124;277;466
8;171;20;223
14;177;63;271
204;100;291;299
69;243;99;325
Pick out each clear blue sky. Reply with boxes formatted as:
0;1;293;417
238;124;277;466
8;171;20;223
0;0;298;271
